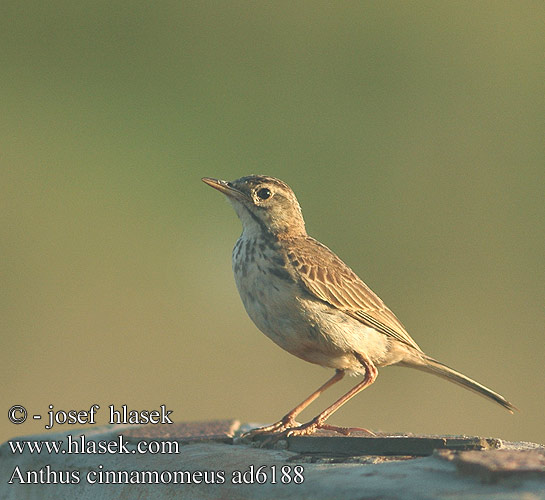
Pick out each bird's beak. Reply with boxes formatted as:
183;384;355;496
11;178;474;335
202;177;246;200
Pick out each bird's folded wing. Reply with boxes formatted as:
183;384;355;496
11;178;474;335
287;237;422;352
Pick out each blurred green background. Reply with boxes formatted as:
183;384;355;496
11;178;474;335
2;1;543;445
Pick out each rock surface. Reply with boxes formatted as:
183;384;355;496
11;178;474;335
1;420;544;499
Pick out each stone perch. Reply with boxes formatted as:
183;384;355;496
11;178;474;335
1;420;544;499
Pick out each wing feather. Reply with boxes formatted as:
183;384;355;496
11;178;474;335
287;236;422;352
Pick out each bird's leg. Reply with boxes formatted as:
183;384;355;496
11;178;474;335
241;370;344;438
285;354;378;437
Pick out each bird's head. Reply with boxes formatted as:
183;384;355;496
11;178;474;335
202;175;306;237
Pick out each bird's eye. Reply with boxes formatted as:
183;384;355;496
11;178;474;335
256;187;272;200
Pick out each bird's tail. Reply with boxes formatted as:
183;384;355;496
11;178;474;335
400;355;518;413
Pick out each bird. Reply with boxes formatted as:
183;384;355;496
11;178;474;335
202;175;516;437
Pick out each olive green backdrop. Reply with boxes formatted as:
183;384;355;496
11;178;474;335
2;1;543;445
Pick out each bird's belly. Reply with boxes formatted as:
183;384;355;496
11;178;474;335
233;258;390;372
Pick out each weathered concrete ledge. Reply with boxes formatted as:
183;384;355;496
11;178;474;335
1;420;544;499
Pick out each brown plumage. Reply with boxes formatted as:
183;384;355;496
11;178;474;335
287;236;421;351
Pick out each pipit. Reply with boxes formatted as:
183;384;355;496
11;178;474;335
202;175;516;437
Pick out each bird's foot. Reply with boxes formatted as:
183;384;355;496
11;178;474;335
284;418;375;438
318;423;375;436
240;416;301;440
254;419;375;447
